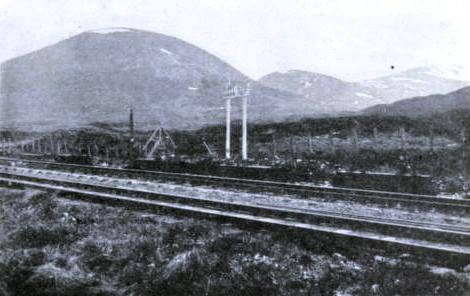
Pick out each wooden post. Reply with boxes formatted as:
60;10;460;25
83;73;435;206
463;124;470;192
351;127;358;150
429;126;434;152
129;109;135;164
329;133;335;152
272;134;277;159
49;136;54;155
373;127;378;149
105;146;110;161
399;126;406;150
308;133;313;153
290;135;296;166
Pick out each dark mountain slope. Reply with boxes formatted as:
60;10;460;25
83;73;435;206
362;86;470;117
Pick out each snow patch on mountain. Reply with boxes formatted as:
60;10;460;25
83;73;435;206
362;80;389;89
302;81;312;88
390;77;430;84
88;28;132;34
421;65;470;81
160;48;173;55
355;92;373;98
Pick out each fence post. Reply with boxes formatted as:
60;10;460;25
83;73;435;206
463;125;470;193
308;133;313;153
399;126;406;151
272;134;277;159
351;127;358;150
373;127;378;149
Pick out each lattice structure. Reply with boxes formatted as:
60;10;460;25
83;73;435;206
143;127;176;160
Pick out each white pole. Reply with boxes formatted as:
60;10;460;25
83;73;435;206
225;98;231;159
241;96;248;160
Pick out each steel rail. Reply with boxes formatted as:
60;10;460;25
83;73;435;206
1;170;470;248
0;156;468;212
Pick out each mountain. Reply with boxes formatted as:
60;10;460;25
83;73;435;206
358;66;470;106
258;70;356;113
259;67;470;112
362;86;470;117
0;28;309;131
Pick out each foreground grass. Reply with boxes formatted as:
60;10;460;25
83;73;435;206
0;188;469;295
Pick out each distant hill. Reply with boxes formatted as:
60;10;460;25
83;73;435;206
362;86;470;117
0;28;311;131
259;67;469;112
258;70;356;113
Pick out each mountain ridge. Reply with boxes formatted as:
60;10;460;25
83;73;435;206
259;67;470;113
362;86;470;117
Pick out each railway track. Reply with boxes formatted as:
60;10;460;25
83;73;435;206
1;156;469;213
1;167;470;267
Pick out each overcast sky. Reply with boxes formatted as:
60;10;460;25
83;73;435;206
1;0;469;81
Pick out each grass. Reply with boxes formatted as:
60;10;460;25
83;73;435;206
0;188;469;295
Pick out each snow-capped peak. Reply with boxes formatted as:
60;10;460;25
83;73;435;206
409;65;470;81
88;27;132;34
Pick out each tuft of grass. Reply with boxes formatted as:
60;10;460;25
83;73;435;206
10;224;82;249
0;188;469;295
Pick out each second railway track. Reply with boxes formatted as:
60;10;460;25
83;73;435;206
1;156;469;213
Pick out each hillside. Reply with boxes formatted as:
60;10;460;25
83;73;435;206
258;70;356;113
0;28;310;131
362;86;470;117
259;67;469;112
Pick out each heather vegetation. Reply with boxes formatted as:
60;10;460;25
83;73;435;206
1;188;469;295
